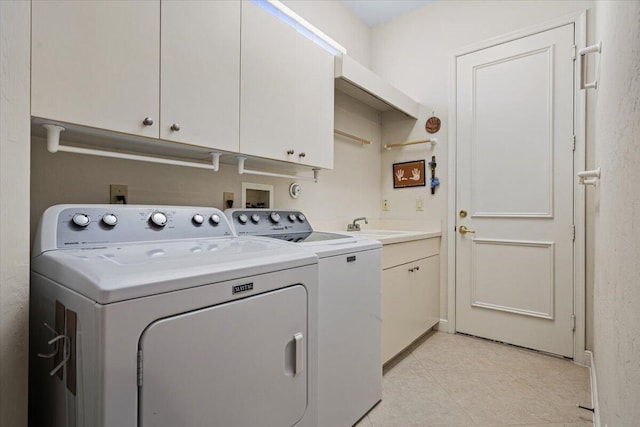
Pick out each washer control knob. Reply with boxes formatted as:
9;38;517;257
210;214;221;225
102;213;118;227
238;214;248;224
270;212;281;223
150;211;168;227
288;214;297;222
72;213;91;227
297;214;306;222
251;214;260;224
192;214;205;225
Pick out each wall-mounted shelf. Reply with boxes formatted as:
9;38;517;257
335;55;419;119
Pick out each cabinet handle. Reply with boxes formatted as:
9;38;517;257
142;117;154;126
415;266;420;271
298;152;306;158
170;123;181;132
409;267;414;272
408;266;420;273
287;149;295;155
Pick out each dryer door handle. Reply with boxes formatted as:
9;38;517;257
294;332;304;377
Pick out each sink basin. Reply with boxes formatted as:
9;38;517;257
350;230;411;236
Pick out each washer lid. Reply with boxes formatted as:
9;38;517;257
31;237;317;304
299;233;382;258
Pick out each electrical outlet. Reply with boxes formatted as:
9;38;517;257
383;199;390;211
110;184;128;204
223;192;235;209
416;198;424;211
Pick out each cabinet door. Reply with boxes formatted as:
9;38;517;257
382;256;440;363
139;286;308;427
161;1;240;151
293;33;335;169
412;255;440;333
32;1;160;138
240;1;334;169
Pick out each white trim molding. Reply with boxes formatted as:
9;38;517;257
587;351;600;426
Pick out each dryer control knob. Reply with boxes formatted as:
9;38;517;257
210;214;221;225
270;212;281;223
238;214;248;224
72;213;91;227
251;214;260;224
150;211;168;227
297;214;306;222
102;213;118;227
193;214;205;225
288;214;296;222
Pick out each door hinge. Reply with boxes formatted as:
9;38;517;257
137;350;143;387
572;134;576;151
572;225;576;241
572;45;577;60
571;314;576;332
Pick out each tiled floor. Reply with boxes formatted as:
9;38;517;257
356;331;593;427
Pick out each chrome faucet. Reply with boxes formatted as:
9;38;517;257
347;217;368;231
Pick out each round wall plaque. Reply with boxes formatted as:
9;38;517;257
425;116;441;134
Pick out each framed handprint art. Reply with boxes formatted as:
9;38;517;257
392;160;426;188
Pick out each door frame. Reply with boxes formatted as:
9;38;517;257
446;11;588;365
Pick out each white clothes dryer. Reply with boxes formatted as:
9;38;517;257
29;205;319;427
225;209;382;427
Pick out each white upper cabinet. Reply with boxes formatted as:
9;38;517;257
32;1;160;139
160;1;240;152
32;0;334;168
240;1;334;169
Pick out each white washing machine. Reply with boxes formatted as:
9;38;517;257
29;204;319;427
225;209;382;427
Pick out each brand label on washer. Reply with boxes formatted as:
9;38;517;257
233;283;254;294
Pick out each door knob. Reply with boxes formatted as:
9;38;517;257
459;225;476;235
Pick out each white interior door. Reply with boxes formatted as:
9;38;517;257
139;286;308;427
455;24;575;357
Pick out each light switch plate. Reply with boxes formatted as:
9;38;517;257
383;199;390;211
416;198;424;211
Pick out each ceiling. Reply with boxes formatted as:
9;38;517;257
341;0;434;27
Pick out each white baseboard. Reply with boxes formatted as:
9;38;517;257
437;319;451;333
587;350;600;427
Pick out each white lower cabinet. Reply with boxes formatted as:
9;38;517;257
382;239;440;364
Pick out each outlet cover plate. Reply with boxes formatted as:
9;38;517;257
110;184;128;204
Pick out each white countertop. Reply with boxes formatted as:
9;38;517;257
337;229;441;245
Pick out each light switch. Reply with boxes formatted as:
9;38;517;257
416;198;424;211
